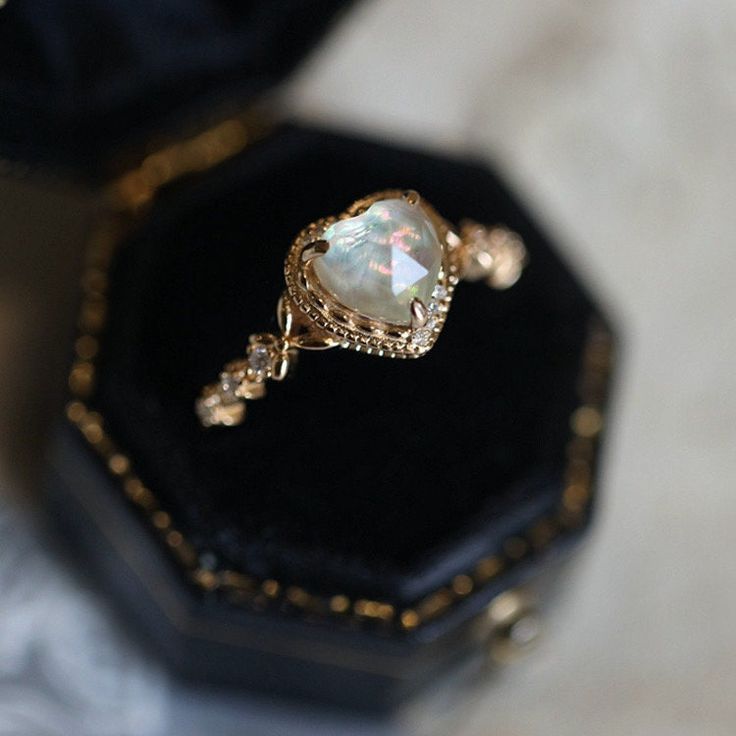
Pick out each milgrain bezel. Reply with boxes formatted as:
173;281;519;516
282;189;461;358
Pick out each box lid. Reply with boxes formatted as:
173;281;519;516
0;0;352;171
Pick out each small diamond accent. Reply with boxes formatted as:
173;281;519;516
432;285;448;301
411;328;433;347
248;344;271;378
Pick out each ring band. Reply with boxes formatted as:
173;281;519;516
196;189;527;427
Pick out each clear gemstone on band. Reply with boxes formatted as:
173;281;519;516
411;328;433;347
313;198;443;325
432;284;448;301
248;344;271;378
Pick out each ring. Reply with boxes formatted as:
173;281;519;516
196;189;528;427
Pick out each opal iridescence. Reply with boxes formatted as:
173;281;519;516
312;198;443;325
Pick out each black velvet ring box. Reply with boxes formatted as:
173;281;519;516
2;0;616;710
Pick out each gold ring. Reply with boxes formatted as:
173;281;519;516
196;189;528;427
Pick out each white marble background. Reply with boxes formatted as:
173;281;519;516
2;1;735;734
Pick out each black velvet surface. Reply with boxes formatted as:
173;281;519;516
93;125;596;603
0;0;351;168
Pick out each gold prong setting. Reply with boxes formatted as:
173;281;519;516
402;189;421;206
301;239;330;263
409;298;428;328
409;279;454;350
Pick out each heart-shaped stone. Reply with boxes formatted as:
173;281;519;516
312;198;442;325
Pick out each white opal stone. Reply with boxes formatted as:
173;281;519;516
312;198;442;325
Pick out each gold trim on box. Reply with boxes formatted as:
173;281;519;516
64;112;614;633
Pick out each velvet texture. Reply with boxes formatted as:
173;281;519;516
0;0;351;167
93;124;596;604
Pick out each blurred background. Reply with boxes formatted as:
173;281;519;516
1;0;735;734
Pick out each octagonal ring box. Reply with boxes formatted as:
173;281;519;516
2;0;616;711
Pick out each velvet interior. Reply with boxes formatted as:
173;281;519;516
92;125;596;603
0;0;351;169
